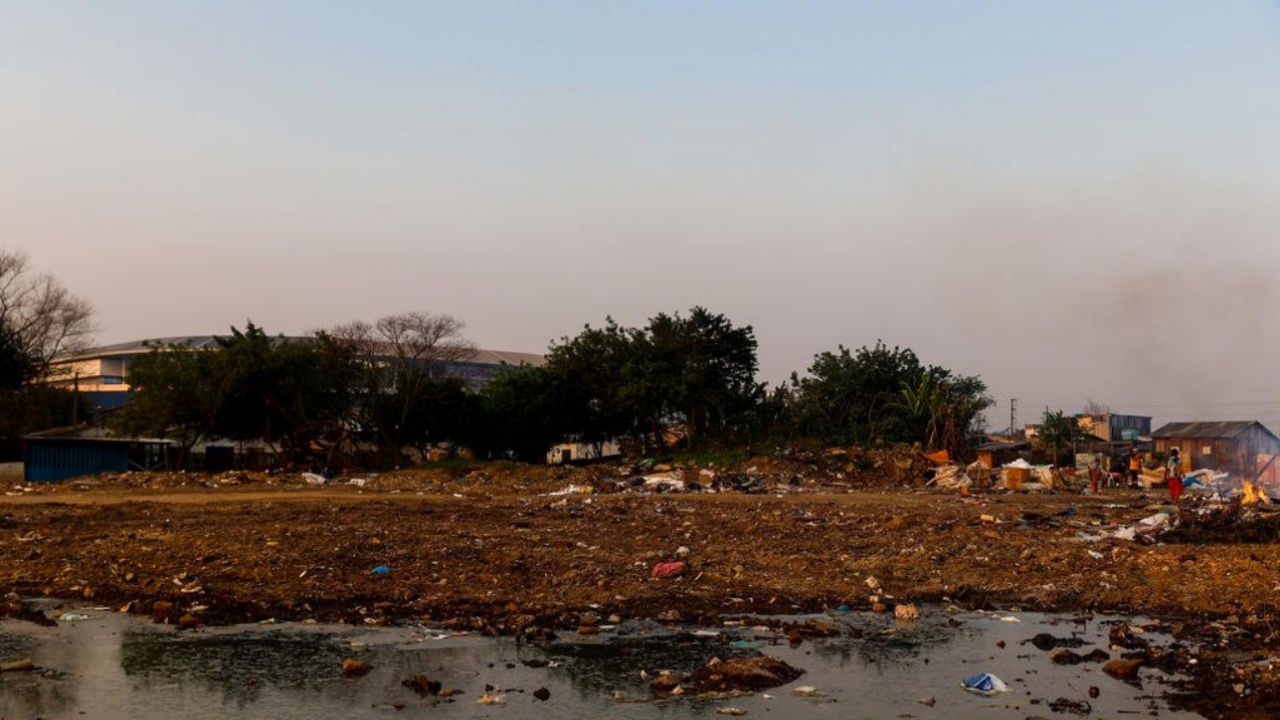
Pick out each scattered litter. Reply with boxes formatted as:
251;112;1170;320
961;672;1009;695
478;687;506;705
792;686;824;697
652;561;688;579
894;603;920;621
341;657;370;677
1;658;36;673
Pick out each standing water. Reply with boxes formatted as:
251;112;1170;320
1;605;1203;719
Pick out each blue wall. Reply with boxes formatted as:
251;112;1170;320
25;441;130;482
81;390;129;410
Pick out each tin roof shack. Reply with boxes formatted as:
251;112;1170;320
1151;421;1280;485
975;439;1029;469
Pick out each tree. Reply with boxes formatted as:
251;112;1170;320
0;324;35;391
479;365;567;462
544;319;637;453
636;307;762;449
1038;410;1085;466
788;342;928;445
115;325;362;467
787;342;991;457
1082;398;1111;416
0;386;90;439
0;254;93;439
113;341;218;465
210;324;361;461
0;251;93;381
331;312;476;451
518;307;762;455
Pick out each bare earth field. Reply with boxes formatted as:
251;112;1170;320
3;468;1280;718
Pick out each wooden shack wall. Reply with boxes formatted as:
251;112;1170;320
1154;428;1280;480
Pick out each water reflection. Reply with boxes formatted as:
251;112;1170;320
0;609;1207;720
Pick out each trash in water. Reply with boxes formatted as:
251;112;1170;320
478;686;506;704
961;672;1009;695
341;657;370;677
58;613;90;622
689;655;804;692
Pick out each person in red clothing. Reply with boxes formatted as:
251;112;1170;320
1166;447;1184;503
1089;460;1102;494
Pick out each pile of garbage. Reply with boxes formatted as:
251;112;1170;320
549;466;787;497
929;458;1068;493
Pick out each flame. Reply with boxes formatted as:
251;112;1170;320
1242;481;1271;505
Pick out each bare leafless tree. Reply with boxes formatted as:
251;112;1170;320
1082;398;1111;416
329;312;475;449
331;312;475;375
0;251;94;381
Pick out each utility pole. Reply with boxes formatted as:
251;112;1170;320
71;372;80;426
1009;398;1017;436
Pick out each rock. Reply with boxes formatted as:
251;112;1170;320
533;687;551;701
177;613;202;631
1103;658;1143;681
342;657;371;677
1028;633;1086;651
151;600;174;621
1051;648;1110;665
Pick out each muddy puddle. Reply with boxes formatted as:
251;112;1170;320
1;605;1203;719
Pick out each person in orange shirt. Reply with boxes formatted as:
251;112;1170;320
1128;449;1141;488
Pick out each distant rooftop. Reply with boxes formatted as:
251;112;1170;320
1152;421;1276;440
57;336;545;367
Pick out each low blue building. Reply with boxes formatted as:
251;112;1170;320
23;427;171;483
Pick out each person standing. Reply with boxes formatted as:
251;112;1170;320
1128;449;1142;488
1166;447;1184;504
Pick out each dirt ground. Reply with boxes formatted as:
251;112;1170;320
3;468;1280;717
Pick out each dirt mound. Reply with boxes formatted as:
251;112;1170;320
688;655;804;692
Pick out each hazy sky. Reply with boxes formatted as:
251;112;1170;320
5;2;1280;429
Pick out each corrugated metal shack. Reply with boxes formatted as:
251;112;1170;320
23;426;171;483
1151;421;1280;483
